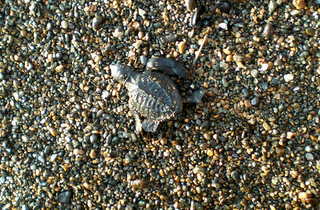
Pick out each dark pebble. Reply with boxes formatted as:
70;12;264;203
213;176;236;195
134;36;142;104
241;88;249;97
92;15;104;30
57;190;73;204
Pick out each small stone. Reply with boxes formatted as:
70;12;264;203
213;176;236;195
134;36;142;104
48;127;57;137
286;131;296;139
305;28;315;36
262;121;271;131
251;69;258;78
206;149;214;157
223;48;232;55
259;63;269;72
222;78;229;87
293;0;306;9
290;170;298;178
55;65;64;73
113;27;124;39
130;179;146;190
89;149;97;159
241;88;249;97
268;0;277;14
58;190;73;204
73;149;85;156
231;170;240;181
305;146;312;152
262;22;273;38
133;40;143;49
251;97;259;106
305;153;314;160
283;73;294;82
90;134;98;143
203;132;211;140
178;40;187;54
92;15;104;30
185;0;196;11
218;22;228;30
138;8;146;17
102;90;110;100
61;20;68;29
217;1;231;13
82;182;91;190
21;205;29;210
226;55;233;62
298;191;314;204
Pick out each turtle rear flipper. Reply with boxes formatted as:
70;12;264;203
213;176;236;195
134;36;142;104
142;120;159;133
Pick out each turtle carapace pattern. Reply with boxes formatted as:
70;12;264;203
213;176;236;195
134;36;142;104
110;57;202;133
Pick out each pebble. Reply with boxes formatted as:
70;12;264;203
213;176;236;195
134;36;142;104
251;69;258;78
92;15;104;30
304;146;312;152
177;40;187;54
298;191;314;204
73;149;85;156
185;0;196;11
262;22;273;37
262;122;271;131
57;190;73;204
268;0;277;14
102;90;110;99
130;179;146;190
218;22;228;30
305;153;314;161
251;97;259;106
60;20;68;29
203;132;211;140
293;0;306;9
283;73;294;82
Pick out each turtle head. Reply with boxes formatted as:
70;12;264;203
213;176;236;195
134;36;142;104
110;64;134;83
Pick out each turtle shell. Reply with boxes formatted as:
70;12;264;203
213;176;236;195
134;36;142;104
126;71;183;121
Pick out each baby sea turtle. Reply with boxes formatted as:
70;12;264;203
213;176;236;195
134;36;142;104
110;57;204;133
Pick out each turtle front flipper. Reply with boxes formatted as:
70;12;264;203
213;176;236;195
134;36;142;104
142;120;160;133
146;57;187;78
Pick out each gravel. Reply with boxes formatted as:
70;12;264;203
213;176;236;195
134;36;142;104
0;0;319;209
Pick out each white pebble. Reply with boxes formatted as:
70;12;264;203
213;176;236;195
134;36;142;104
305;153;314;161
251;69;258;78
13;92;20;101
305;146;312;152
259;63;269;72
102;90;110;100
284;73;294;82
61;20;68;29
218;22;228;30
